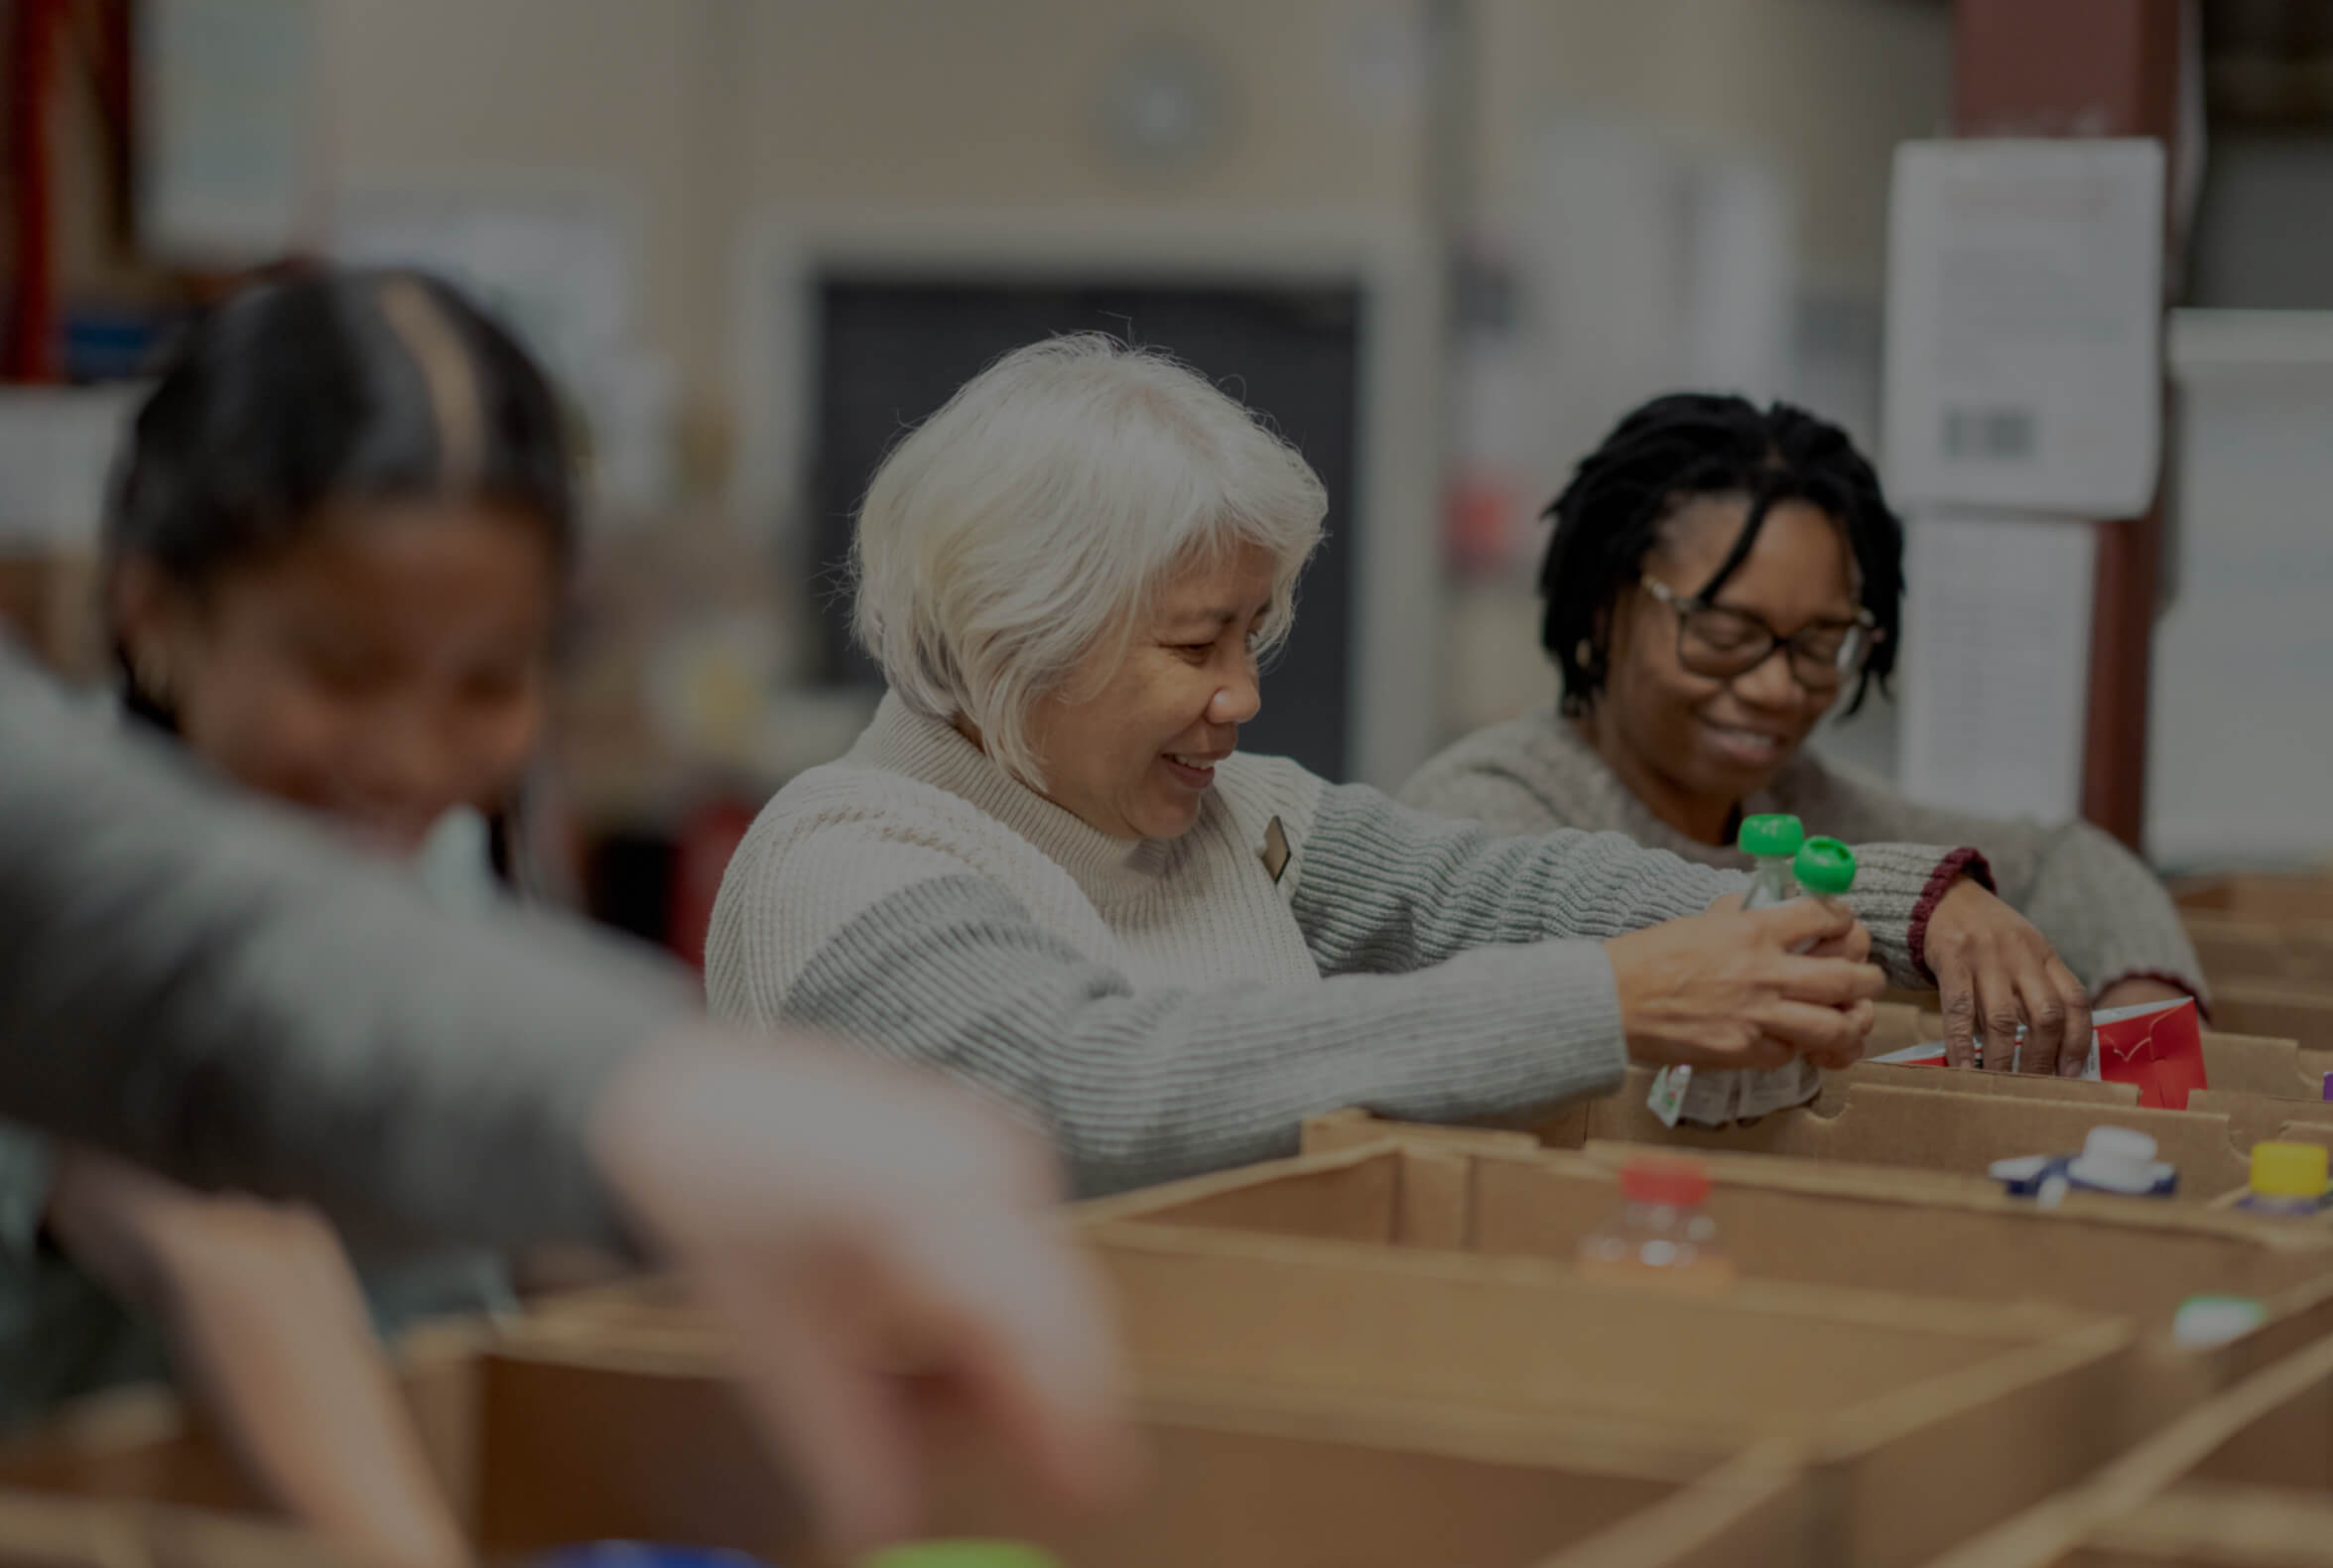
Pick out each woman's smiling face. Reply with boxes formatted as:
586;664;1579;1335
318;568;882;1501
1598;494;1863;816
1020;543;1275;841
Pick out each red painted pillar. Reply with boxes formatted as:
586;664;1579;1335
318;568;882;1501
1952;0;2184;850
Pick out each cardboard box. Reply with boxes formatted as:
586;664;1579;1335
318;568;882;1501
1928;1319;2333;1567
1175;1128;2333;1438
1463;1069;2333;1203
2182;909;2333;991
0;1310;1815;1568
1064;1212;2128;1568
2175;871;2333;923
1891;1008;2319;1101
0;1234;2125;1568
2212;981;2333;1050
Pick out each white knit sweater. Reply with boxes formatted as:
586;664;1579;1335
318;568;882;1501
707;695;1958;1194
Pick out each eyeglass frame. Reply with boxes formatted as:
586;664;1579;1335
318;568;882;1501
1636;575;1879;691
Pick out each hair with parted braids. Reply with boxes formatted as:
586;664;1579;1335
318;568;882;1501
1536;392;1904;717
104;265;575;888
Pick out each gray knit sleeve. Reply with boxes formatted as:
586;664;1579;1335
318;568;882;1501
1290;782;1744;977
0;647;691;1252
776;873;1626;1197
1799;764;2203;1000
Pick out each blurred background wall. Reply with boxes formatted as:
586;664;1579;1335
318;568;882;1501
7;0;2329;955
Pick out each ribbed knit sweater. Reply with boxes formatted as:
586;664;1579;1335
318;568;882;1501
707;696;1970;1195
1401;706;2204;1004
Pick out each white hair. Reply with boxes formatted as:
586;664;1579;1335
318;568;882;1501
850;332;1328;787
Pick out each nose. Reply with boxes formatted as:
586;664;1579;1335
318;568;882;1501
1730;645;1803;711
1209;653;1262;726
344;702;465;827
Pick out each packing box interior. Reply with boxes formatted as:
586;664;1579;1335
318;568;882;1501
1931;1322;2333;1568
0;1208;2133;1568
1131;1122;2333;1436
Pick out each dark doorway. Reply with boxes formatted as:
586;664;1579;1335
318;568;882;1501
809;278;1362;780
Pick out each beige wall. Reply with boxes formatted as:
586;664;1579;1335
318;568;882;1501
316;0;1433;416
1477;0;1952;295
313;0;1950;403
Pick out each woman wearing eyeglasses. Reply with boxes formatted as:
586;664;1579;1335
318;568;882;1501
1403;393;2203;1072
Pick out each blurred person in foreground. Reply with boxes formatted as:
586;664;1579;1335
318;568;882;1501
699;335;2070;1196
1;630;1124;1559
0;265;595;1563
1403;393;2203;1073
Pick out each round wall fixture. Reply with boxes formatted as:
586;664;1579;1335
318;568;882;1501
1094;35;1238;177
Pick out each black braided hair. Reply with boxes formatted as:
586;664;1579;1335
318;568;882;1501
1536;392;1903;717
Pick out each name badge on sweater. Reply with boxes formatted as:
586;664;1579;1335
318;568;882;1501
1261;817;1291;884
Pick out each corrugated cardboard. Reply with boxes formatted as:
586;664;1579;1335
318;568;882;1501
1144;1133;2333;1437
1487;1070;2333;1202
2212;981;2333;1050
0;1219;2126;1568
2176;873;2333;997
1075;1214;2128;1568
0;1307;1814;1568
2185;912;2333;990
2175;872;2333;922
1929;1319;2333;1567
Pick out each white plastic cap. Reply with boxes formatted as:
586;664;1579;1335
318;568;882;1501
2084;1126;2157;1163
2067;1125;2171;1193
2172;1296;2266;1349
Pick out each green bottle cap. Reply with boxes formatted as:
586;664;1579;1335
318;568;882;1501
1792;837;1856;895
1738;814;1804;857
862;1547;1061;1568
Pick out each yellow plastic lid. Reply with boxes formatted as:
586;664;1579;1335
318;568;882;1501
2250;1140;2329;1201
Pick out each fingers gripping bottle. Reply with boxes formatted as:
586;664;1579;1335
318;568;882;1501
1735;835;1859;1119
1647;818;1858;1127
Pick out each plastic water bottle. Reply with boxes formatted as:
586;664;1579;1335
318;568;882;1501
1576;1156;1735;1291
1650;818;1857;1127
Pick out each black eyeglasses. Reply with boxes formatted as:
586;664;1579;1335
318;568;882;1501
1638;576;1877;691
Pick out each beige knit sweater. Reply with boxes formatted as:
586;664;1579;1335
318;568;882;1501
706;695;1974;1193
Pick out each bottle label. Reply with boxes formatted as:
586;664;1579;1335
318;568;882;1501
1647;1066;1690;1127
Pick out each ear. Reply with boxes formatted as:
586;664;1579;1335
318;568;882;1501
109;556;194;684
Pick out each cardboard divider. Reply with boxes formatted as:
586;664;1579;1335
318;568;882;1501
1130;1135;2333;1438
2212;981;2333;1050
0;1298;1822;1568
2181;911;2333;991
2174;871;2333;923
1081;1218;2128;1568
1496;1070;2333;1202
1894;1009;2321;1100
1928;1325;2333;1567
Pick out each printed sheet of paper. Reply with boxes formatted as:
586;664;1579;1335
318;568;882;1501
137;0;318;264
1897;513;2097;825
1884;139;2164;517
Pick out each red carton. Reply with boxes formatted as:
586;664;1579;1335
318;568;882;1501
2095;995;2206;1111
1867;995;2207;1110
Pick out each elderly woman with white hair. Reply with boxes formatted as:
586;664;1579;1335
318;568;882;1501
708;335;2036;1196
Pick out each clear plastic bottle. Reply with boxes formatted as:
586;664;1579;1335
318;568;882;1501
1576;1157;1735;1291
1738;813;1805;912
1648;817;1809;1126
2237;1141;2329;1217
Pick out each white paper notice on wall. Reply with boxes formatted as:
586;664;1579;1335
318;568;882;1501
1896;513;2098;826
138;0;319;265
1883;139;2165;518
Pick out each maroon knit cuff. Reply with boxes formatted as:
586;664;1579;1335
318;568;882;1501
2095;970;2213;1025
1908;848;1996;982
